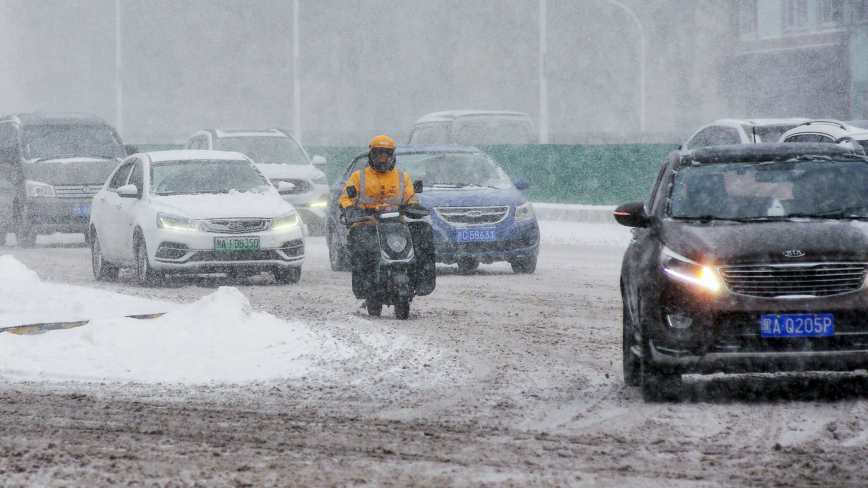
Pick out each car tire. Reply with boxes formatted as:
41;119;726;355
327;221;351;272
510;256;537;274
135;235;161;288
639;320;682;402
457;257;479;274
395;297;410;320
14;202;36;248
274;266;301;284
91;230;119;282
622;298;640;387
366;300;383;317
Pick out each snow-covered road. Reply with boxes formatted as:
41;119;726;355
1;221;866;487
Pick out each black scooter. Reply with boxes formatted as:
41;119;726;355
342;186;434;319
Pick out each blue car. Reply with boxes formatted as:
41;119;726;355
326;146;540;274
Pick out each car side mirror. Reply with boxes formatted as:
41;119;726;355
614;201;651;228
124;145;138;157
413;180;423;193
118;184;139;198
514;178;530;190
311;155;327;166
345;185;358;199
277;181;296;193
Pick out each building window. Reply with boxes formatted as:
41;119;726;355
739;0;758;36
782;0;808;31
818;0;843;27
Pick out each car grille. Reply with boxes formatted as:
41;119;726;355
271;178;313;195
719;262;868;298
54;185;103;198
202;218;270;234
434;206;510;225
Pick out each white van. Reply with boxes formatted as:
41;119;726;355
407;111;536;146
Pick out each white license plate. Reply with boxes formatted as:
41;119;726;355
761;314;834;338
456;228;496;242
214;236;260;251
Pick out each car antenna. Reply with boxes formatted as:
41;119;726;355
753;126;757;143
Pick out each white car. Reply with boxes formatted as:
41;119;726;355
89;150;305;287
682;118;809;150
184;129;329;235
778;119;868;144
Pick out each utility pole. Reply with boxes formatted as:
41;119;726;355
539;0;548;143
115;0;123;136
293;0;302;144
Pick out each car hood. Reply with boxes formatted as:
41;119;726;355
23;157;121;186
659;219;868;265
148;192;295;219
416;186;526;208
256;164;324;180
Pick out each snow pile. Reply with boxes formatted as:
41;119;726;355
0;257;458;386
538;221;631;247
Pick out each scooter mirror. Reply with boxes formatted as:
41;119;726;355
345;185;358;199
413;180;423;193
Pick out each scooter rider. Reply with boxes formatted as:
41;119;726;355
339;135;435;302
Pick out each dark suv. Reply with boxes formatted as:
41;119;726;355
0;113;129;247
616;144;868;401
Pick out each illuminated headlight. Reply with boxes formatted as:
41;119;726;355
156;213;198;231
25;180;56;198
661;247;721;291
514;201;536;221
386;234;407;252
272;212;300;230
312;175;328;185
310;195;328;207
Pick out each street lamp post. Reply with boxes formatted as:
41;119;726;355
600;0;645;133
293;0;302;144
115;0;123;136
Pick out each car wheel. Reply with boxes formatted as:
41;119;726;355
327;221;351;271
14;202;36;248
639;320;682;402
135;235;161;287
510;255;537;274
274;266;301;284
91;230;119;282
366;300;383;317
457;257;479;274
395;297;410;320
622;297;640;387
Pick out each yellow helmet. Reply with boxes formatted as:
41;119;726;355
369;135;395;149
368;135;396;172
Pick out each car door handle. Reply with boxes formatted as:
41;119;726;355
100;197;106;202
115;203;122;208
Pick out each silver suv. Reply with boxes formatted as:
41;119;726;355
683;118;809;151
184;129;329;235
407;111;536;146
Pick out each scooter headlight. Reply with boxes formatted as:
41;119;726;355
387;235;408;253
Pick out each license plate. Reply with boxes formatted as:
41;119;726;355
214;236;260;251
761;314;834;338
456;228;496;242
73;205;90;217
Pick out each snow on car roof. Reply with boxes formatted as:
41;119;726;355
414;111;532;124
709;118;810;127
143;150;250;162
213;129;286;138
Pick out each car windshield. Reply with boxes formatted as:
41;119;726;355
749;125;798;143
398;152;514;188
669;159;868;220
22;124;125;160
213;136;309;165
453;121;534;145
151;159;272;196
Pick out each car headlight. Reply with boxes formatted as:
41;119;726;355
156;213;198;231
312;175;328;185
514;201;536;222
386;234;407;252
310;194;328;207
25;180;56;198
272;212;301;230
661;247;721;291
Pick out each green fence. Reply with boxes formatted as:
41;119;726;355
309;144;678;206
138;143;678;206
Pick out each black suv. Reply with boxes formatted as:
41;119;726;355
616;143;868;401
0;113;129;247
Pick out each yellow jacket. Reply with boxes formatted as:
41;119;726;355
339;166;418;210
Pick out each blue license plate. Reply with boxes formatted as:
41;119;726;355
73;205;91;217
456;228;496;242
761;314;834;338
